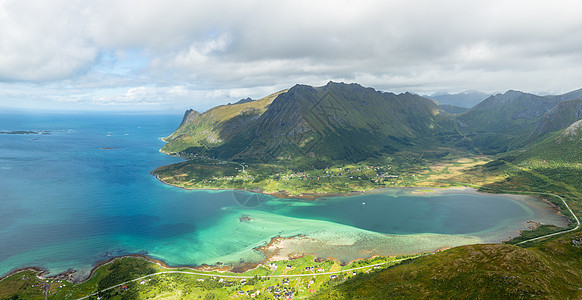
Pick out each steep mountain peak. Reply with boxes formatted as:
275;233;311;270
180;109;201;126
229;97;254;105
163;82;443;162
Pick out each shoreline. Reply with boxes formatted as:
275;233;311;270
0;212;564;287
0;233;429;286
152;171;363;200
1;180;569;287
152;170;483;200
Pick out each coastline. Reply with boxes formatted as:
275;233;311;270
2;177;569;288
0;212;564;288
152;170;481;200
152;171;358;200
153;172;568;227
0;233;430;287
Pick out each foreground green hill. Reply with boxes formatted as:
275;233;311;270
316;232;582;299
3;232;581;299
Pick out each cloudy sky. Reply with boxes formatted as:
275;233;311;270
1;0;582;112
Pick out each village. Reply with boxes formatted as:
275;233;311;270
170;153;411;195
0;254;417;299
102;255;406;299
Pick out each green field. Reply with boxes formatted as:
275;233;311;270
0;255;418;299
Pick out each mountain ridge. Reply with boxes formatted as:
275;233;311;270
163;82;445;163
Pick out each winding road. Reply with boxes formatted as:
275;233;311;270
511;192;580;245
76;256;418;300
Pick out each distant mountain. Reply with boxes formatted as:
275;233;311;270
425;90;490;108
164;82;444;163
164;83;582;159
456;90;561;136
438;104;470;114
548;87;582;101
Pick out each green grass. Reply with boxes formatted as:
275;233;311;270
316;233;582;299
162;90;287;154
0;255;413;299
152;152;441;197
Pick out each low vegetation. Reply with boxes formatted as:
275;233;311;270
0;255;417;299
317;232;582;299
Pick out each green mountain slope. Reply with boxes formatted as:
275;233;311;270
438;104;470;114
167;82;446;163
161;90;288;153
227;82;445;162
502;119;582;166
478;119;582;215
316;233;582;299
456;90;561;136
450;89;582;154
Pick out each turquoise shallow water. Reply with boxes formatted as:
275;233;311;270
0;112;567;279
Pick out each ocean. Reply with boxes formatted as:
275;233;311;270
0;112;567;279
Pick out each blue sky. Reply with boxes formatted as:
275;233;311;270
2;0;582;113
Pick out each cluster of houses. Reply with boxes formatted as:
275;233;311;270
235;288;261;298
265;285;295;299
276;165;395;182
234;281;296;299
304;266;325;272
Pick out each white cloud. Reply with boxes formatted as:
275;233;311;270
2;0;582;110
0;0;97;81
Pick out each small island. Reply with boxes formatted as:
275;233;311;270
0;130;50;135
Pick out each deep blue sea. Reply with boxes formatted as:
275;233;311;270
0;112;567;279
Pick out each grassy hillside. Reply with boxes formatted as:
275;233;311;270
166;82;448;166
161;90;287;153
473;120;582;217
316;232;582;299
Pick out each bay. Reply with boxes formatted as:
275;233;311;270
0;112;567;279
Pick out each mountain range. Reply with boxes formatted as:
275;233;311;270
424;90;490;108
163;82;582;164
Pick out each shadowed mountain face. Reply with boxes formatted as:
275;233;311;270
532;99;582;138
457;89;582;136
448;89;582;154
229;82;444;162
164;82;444;163
164;82;582;161
456;90;562;135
